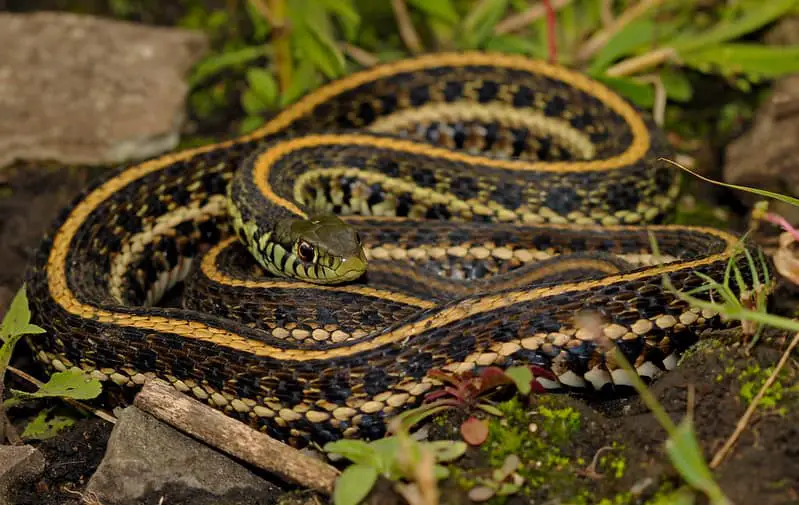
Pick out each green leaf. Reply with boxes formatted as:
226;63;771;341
680;44;799;80
589;20;658;73
244;1;271;41
239;116;266;135
370;436;401;471
497;482;521;496
0;333;24;385
592;75;654;108
245;68;278;109
11;369;102;401
665;418;731;505
21;410;75;440
2;396;23;409
426;440;467;462
476;403;504;417
660;68;693;102
279;60;320;107
433;464;450;480
241;89;268;116
333;464;378;505
188;46;271;88
324;439;379;466
670;0;798;53
318;0;361;41
483;34;548;59
461;0;509;49
648;487;697;505
1;285;46;341
390;402;453;432
504;366;533;395
290;0;346;79
293;27;345;79
407;0;459;24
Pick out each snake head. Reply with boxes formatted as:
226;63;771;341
273;214;367;284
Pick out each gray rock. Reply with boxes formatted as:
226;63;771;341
86;406;282;505
0;12;208;168
723;16;799;220
0;445;45;505
724;75;799;196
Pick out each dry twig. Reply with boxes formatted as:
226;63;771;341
391;0;423;54
634;74;667;126
340;43;380;67
134;379;339;495
494;0;571;35
605;47;677;77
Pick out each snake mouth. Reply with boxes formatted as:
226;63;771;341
332;252;368;282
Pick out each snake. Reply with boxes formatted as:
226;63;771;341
24;52;766;447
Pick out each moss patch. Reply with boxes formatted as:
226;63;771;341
442;395;637;505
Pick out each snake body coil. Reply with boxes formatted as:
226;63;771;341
26;53;760;446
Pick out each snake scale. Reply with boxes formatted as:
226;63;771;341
25;52;763;447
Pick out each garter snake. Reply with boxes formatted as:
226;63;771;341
25;52;764;447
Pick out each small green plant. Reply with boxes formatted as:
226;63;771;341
466;454;524;502
390;365;548;445
324;422;467;505
0;285;102;443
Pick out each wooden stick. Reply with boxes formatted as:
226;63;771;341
133;379;339;495
493;0;571;35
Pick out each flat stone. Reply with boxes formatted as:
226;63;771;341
0;445;46;504
86;406;281;505
0;12;208;168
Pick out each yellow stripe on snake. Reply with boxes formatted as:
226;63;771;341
25;52;766;447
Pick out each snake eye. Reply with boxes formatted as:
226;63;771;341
297;240;315;263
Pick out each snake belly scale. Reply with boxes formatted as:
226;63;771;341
25;52;761;447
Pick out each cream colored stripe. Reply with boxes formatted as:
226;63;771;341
367;103;596;160
108;196;228;303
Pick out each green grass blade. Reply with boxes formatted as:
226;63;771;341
665;159;799;208
665;418;732;505
669;0;797;53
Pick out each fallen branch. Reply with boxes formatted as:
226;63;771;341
605;47;677;77
709;331;799;468
134;379;339;495
340;42;380;67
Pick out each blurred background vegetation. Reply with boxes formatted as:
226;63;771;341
5;0;799;160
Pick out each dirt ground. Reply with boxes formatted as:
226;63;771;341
1;159;798;505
